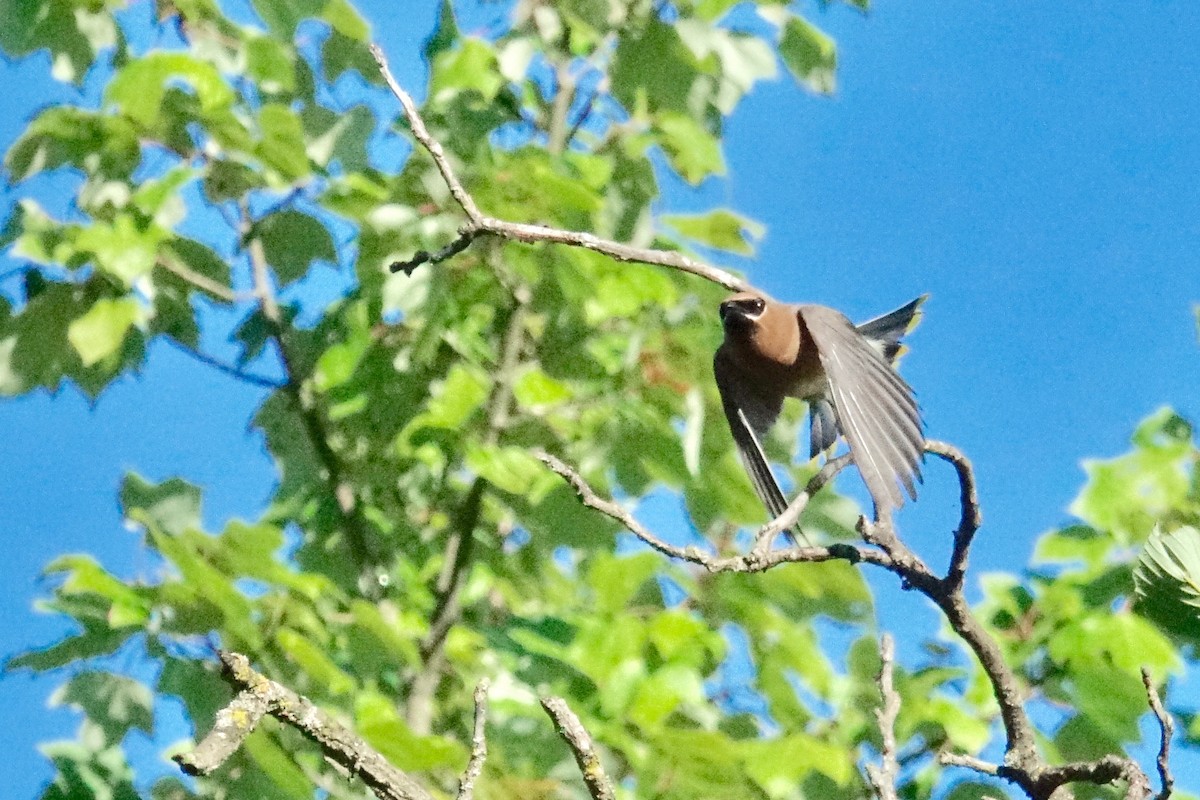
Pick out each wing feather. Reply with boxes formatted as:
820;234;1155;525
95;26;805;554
798;306;924;513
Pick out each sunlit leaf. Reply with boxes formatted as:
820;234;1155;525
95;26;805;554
67;297;140;367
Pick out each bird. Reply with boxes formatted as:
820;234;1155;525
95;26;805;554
713;293;926;536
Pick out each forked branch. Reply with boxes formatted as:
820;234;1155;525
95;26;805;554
369;44;750;293
176;651;434;800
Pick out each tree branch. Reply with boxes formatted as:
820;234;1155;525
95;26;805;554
541;696;616;800
368;43;749;293
239;202;382;585
865;633;900;800
539;445;1156;799
925;439;982;590
176;652;434;800
161;336;284;390
457;679;491;800
536;450;893;574
1142;668;1174;800
370;44;482;224
156;253;249;304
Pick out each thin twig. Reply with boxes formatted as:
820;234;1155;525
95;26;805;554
541;696;616;800
535;450;892;573
156;254;248;303
1141;668;1174;800
176;652;433;800
866;633;900;800
939;752;1001;777
457;679;491;800
370;44;482;223
162;337;283;389
368;42;749;293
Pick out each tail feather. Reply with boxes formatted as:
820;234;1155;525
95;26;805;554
808;397;838;458
855;295;927;364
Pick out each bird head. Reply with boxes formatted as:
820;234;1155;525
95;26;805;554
718;293;767;333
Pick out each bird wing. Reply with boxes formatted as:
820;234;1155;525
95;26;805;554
797;305;924;514
713;349;791;522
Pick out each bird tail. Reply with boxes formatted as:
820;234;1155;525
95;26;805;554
855;295;928;364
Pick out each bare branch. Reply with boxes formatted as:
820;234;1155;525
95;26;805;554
541;696;616;800
368;43;749;293
156;254;249;303
939;752;1001;776
926;440;982;589
369;43;482;223
176;652;434;800
161;336;284;390
865;633;900;800
457;679;491;800
536;450;892;573
1142;668;1174;800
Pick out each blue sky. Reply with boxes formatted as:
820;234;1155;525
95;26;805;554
3;1;1199;797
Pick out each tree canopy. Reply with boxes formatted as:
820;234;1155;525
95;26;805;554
2;2;1199;799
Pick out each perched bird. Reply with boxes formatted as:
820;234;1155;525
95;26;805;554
714;293;926;533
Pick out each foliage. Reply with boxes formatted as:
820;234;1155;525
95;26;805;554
1;1;1197;799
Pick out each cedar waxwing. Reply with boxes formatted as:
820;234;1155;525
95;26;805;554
714;293;926;534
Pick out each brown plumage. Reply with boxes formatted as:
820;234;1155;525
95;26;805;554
714;293;926;530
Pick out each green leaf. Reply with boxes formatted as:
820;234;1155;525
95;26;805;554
430;38;503;102
513;366;573;410
780;15;837;95
106;52;235;129
251;0;323;36
303;104;373;171
1067;666;1146;744
75;215;168;285
0;0;117;84
741;734;853;791
67;297;140;367
424;0;458;63
663;209;764;255
161;236;233;300
655;112;725;184
256;104;309;181
356;692;467;770
246;34;296;95
1072;408;1194;542
4;107;140;181
43;553;152;628
54;672;153;744
612;18;697;115
466;443;544;495
275;628;356;695
322;0;370;41
586;552;660;614
1135;525;1200;642
254;209;336;283
7;620;130;672
120;474;203;536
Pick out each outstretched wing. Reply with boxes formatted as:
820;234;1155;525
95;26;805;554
798;305;924;514
713;348;809;543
